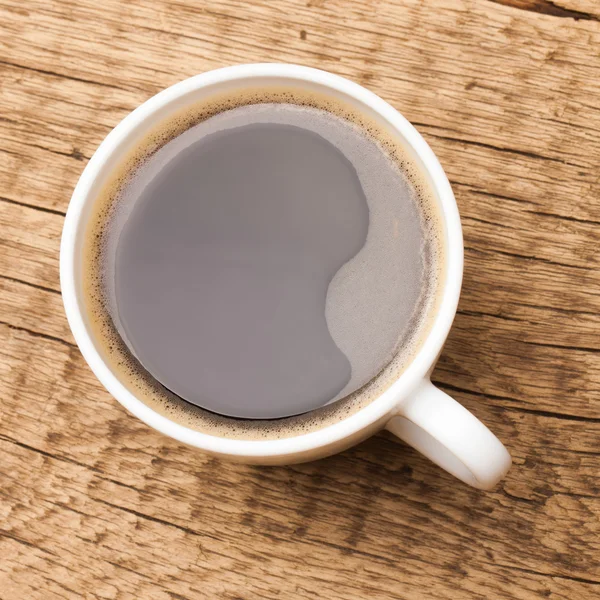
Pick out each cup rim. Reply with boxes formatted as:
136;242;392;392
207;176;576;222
60;63;463;458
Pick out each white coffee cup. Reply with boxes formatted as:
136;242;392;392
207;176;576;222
60;64;511;490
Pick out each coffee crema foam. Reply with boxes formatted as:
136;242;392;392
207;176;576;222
83;86;445;440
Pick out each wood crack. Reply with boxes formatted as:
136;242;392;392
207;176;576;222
487;561;600;586
457;309;527;323
0;434;104;475
105;559;155;581
526;210;600;227
462;215;515;230
543;446;600;457
465;245;593;271
0;321;76;349
0;529;58;556
416;127;586;169
501;488;540;504
458;186;600;226
0;436;149;500
521;339;600;353
28;142;88;162
491;405;600;423
0;59;127;91
511;301;599;317
0;195;67;217
433;381;600;422
434;380;524;405
487;0;599;22
455;186;541;208
260;530;396;566
92;497;220;541
0;273;61;295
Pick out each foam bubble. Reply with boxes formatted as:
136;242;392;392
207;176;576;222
82;86;445;440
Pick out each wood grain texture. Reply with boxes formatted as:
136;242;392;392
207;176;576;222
1;0;599;598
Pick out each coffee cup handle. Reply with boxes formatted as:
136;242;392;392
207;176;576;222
385;380;511;490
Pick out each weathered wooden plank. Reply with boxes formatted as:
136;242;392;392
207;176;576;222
4;439;597;600
2;0;599;598
1;325;599;590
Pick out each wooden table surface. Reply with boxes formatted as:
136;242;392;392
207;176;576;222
1;0;599;598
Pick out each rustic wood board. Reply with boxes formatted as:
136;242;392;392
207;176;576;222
1;0;599;598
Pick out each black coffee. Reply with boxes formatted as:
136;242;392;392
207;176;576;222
95;102;439;420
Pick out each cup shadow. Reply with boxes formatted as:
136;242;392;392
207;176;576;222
226;432;497;566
